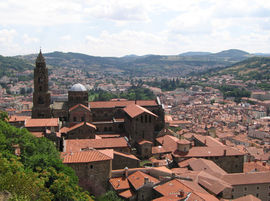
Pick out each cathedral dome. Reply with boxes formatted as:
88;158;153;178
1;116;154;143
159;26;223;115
70;83;87;91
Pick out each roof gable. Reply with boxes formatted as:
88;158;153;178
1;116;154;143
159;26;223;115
61;149;113;163
123;104;158;118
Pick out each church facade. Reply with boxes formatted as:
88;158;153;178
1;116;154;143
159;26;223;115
32;51;165;146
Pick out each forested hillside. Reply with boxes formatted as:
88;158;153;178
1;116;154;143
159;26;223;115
0;112;91;201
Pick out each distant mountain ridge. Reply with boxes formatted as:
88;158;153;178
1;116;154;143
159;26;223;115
202;56;270;82
14;49;254;76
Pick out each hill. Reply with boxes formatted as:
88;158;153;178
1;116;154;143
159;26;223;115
215;57;270;81
15;49;252;77
0;55;33;78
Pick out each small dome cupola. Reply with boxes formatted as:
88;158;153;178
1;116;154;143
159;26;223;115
69;83;87;92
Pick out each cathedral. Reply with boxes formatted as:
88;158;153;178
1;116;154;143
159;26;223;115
32;50;165;148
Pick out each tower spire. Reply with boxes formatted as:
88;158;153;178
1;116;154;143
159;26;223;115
36;49;45;64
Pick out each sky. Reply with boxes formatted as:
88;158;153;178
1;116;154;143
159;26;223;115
1;0;270;57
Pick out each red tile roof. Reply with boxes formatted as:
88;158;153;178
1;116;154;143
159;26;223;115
118;189;135;199
109;177;130;191
114;151;139;161
193;134;225;147
156;135;179;152
90;100;157;109
8;115;30;122
244;161;270;173
25;118;59;127
173;146;244;158
152;146;169;154
69;104;90;112
153;178;219;201
138;140;153;145
65;137;129;152
67;122;96;132
128;171;160;190
222;171;270;185
123;104;158;118
61;149;113;163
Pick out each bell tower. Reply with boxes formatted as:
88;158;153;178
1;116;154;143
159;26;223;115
32;50;51;118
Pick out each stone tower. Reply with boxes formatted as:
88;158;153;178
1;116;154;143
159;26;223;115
32;50;51;118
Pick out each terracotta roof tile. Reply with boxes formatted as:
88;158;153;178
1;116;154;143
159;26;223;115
138;140;153;145
173;146;244;158
244;161;270;173
222;171;270;185
128;171;160;190
152;146;169;154
156;135;179;152
123;104;158;118
61;149;113;163
90;100;157;109
8;115;30;122
67;122;96;132
114;151;139;161
109;177;130;191
232;194;261;201
118;189;135;199
65;137;129;152
69;104;90;112
25;118;59;127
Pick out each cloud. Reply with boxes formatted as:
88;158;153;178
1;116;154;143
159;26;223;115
84;0;150;22
60;35;72;41
23;34;39;44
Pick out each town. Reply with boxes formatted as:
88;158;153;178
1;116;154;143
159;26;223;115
0;50;270;201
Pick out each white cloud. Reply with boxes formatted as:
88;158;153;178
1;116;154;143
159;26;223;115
23;34;39;44
84;0;150;22
1;0;270;55
60;35;72;41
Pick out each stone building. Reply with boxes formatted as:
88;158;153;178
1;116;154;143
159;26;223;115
31;51;165;147
61;149;113;196
32;50;51;118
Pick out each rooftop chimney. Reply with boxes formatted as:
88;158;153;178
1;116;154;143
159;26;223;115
124;167;128;178
144;177;149;184
179;190;184;197
223;149;227;156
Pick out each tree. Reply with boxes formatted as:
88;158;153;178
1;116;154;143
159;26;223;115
97;191;123;201
0;118;91;200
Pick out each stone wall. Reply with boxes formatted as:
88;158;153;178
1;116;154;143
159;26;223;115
66;160;112;196
112;153;139;170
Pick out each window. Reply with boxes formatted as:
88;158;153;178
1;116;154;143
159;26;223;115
104;127;107;132
39;86;42;91
149;115;151;123
145;115;147;123
90;165;93;169
142;131;145;138
244;187;247;191
73;117;77;122
257;186;260;190
141;116;143;123
232;189;234;192
109;127;112;131
256;194;259;197
81;116;85;122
